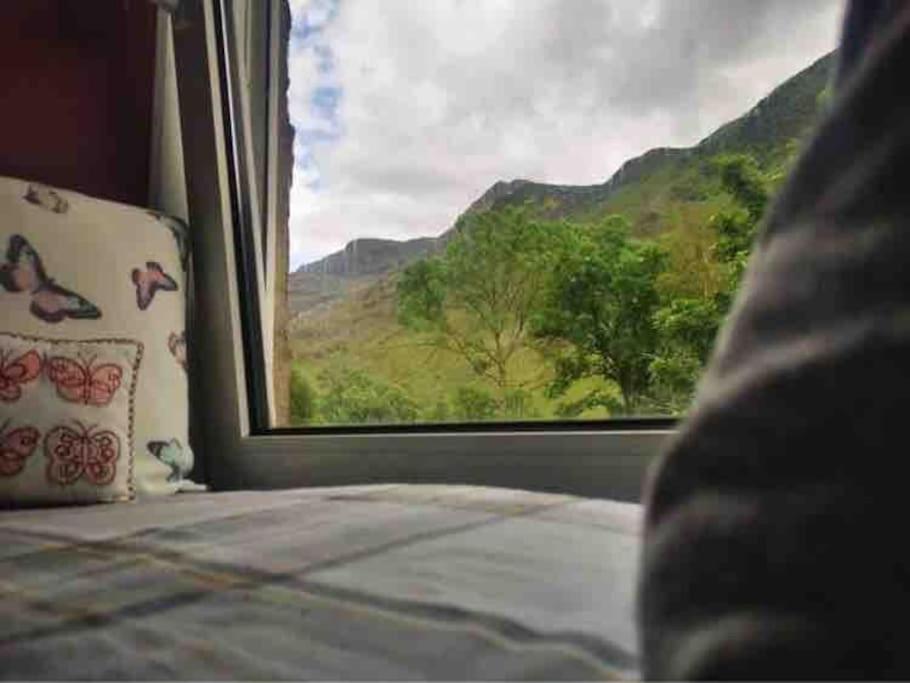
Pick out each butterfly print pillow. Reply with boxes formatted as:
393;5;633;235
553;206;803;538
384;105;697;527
1;175;193;497
0;332;143;505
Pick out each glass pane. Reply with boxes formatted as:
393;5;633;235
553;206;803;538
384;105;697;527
277;0;843;427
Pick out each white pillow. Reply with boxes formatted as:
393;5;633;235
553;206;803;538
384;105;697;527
0;332;142;504
0;176;193;498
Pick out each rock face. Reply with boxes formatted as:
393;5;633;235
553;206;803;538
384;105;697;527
296;237;441;278
287;51;835;316
288;237;442;315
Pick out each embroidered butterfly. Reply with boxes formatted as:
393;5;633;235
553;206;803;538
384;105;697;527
168;331;187;371
0;419;40;477
0;234;102;323
147;438;193;483
45;421;119;486
131;261;178;310
45;354;123;406
0;348;42;402
24;183;69;214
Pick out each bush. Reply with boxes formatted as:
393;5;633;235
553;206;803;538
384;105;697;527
452;386;499;421
502;388;538;419
317;366;419;425
289;366;317;424
425;400;451;423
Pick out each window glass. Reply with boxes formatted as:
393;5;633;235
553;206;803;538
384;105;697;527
277;0;842;427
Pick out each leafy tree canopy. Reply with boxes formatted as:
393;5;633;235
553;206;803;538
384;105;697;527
533;215;667;414
398;206;557;392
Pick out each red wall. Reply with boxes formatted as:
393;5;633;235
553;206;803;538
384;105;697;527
0;1;157;206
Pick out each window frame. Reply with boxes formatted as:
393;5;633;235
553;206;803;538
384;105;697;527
173;0;674;500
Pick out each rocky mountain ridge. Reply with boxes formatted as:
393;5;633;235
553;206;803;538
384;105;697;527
288;51;835;314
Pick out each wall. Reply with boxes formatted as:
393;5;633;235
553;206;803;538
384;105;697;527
0;1;158;206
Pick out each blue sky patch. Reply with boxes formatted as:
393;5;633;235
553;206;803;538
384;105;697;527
290;0;344;190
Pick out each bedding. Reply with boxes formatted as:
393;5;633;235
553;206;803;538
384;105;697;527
0;484;641;680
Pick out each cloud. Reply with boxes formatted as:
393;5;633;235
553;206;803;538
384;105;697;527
287;0;845;269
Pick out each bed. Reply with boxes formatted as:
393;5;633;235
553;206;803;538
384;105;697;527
0;485;641;680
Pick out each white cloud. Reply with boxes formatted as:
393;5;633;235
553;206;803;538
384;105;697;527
287;0;845;269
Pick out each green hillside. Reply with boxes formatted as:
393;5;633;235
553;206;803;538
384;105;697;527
288;53;835;426
459;53;833;233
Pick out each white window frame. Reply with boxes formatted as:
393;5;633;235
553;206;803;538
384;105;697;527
172;0;673;500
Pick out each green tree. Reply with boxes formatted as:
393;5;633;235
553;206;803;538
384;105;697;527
649;297;723;410
398;207;555;392
317;366;419;424
649;153;771;407
712;153;770;297
452;386;499;421
533;215;666;414
289;366;317;424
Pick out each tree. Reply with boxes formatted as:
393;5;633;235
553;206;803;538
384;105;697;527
316;366;419;424
452;386;499;421
649;153;771;407
533;215;666;414
289;366;317;424
398;207;555;393
712;153;770;298
649;297;723;410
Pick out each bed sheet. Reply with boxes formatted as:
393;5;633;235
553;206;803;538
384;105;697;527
0;484;642;680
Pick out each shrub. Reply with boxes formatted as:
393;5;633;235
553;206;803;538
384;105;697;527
318;366;419;425
289;366;318;424
452;386;499;421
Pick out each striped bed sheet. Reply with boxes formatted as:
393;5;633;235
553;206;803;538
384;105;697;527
0;484;641;680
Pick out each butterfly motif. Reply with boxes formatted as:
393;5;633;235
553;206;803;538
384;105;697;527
0;234;102;323
147;438;193;483
45;421;119;486
0;348;42;402
168;331;187;371
131;261;178;310
0;419;40;477
24;183;69;214
45;354;123;406
147;210;190;270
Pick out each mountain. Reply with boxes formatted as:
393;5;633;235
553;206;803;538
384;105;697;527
453;51;833;229
288;52;834;315
296;236;441;278
288;237;441;313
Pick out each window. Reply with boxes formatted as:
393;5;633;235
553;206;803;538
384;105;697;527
278;1;842;429
173;0;843;495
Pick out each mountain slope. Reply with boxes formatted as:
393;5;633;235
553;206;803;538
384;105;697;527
289;237;440;314
460;52;833;230
288;52;834;316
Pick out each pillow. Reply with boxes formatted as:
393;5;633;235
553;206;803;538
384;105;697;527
0;333;142;504
0;176;194;498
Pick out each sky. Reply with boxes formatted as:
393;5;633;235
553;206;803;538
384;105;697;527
286;0;845;271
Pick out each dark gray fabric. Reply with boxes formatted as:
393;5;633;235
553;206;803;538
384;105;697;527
837;0;903;84
639;2;910;679
0;485;641;680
